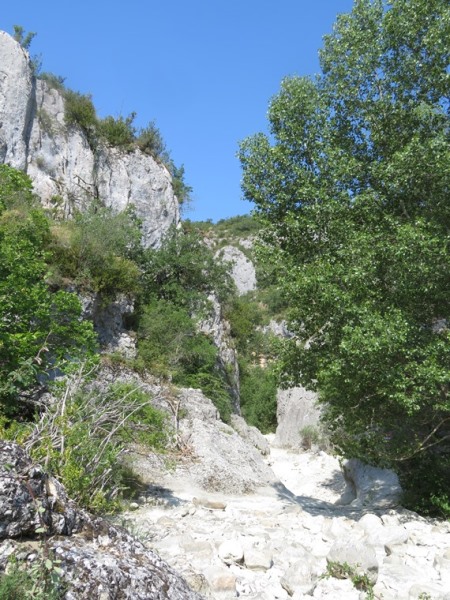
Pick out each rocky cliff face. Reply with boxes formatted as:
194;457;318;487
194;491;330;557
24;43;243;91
0;31;179;248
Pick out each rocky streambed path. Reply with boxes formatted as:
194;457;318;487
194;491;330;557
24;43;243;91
122;437;450;600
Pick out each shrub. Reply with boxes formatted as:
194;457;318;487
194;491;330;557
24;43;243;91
0;549;65;600
136;121;168;160
49;206;142;297
23;370;170;513
139;225;233;308
169;163;192;206
239;364;277;433
98;113;136;149
137;300;232;420
39;72;66;92
63;90;97;147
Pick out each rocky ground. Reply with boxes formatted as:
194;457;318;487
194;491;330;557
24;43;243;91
122;437;450;600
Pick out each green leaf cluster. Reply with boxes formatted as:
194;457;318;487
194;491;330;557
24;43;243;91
239;0;450;515
0;165;96;419
48;204;142;298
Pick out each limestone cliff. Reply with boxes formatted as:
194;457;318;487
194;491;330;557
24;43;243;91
0;30;179;248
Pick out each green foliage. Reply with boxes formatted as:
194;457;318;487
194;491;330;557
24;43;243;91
38;72;66;91
137;300;232;420
0;166;96;419
25;373;170;513
136;120;168;160
97;112;136;149
135;226;236;420
240;364;277;433
0;558;64;600
49;205;142;297
63;90;97;147
12;25;36;50
169;163;193;206
140;225;233;308
324;561;374;598
224;295;264;354
239;0;450;515
215;214;262;238
299;424;331;451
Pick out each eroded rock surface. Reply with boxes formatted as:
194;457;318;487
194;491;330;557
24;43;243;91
218;245;256;295
0;441;203;600
0;31;180;248
274;386;321;449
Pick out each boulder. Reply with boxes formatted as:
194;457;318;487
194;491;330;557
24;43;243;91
230;414;270;456
340;458;402;509
0;441;203;599
327;539;379;584
274;386;321;449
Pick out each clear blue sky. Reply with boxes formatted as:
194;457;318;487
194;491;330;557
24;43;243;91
1;1;354;222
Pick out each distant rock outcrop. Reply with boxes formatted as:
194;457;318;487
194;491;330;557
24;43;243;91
0;30;179;248
218;245;256;295
274;386;321;449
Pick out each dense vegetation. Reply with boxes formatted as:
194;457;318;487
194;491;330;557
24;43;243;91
240;0;450;516
0;165;258;511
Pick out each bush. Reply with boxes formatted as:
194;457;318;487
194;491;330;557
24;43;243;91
98;113;136;149
0;552;65;600
239;364;277;433
39;72;66;92
23;371;170;513
136;121;168;160
139;225;233;308
49;205;142;297
0;166;96;419
63;90;97;147
137;300;232;420
169;163;192;206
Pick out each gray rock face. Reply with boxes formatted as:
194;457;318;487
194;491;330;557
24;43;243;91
176;389;276;494
80;292;136;358
0;441;87;539
198;295;240;413
0;31;35;169
218;245;256;295
274;386;321;449
0;441;202;600
0;31;180;248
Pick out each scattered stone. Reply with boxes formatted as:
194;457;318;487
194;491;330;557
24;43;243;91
218;539;244;565
327;540;379;584
193;497;227;510
280;560;315;595
204;566;237;595
244;546;273;571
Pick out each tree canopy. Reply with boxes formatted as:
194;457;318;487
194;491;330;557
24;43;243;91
239;0;450;515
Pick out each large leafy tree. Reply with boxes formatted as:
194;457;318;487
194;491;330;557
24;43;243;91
239;0;450;515
0;165;96;419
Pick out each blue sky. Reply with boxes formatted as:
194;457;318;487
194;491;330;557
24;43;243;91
1;1;354;222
